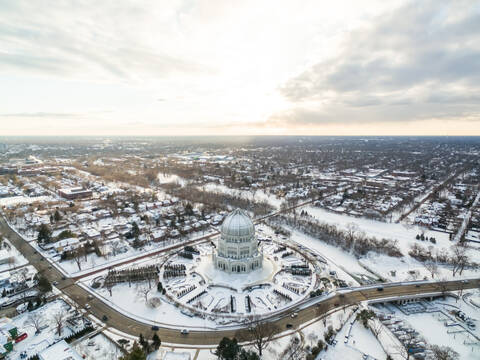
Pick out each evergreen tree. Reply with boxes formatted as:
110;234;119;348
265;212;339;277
215;337;241;360
239;350;260;360
120;343;146;360
152;333;161;350
54;210;62;222
185;202;194;216
37;224;52;244
36;275;52;294
131;222;140;238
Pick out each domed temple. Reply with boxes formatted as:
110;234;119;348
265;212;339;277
213;208;263;273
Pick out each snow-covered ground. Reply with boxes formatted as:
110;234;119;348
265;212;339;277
289;207;480;282
373;291;480;360
34;228;216;277
0;196;55;207
6;299;74;360
320;312;387;360
203;183;283;209
73;333;122;360
82;239;317;329
305;206;451;254
0;238;28;273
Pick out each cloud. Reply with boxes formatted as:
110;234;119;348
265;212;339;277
0;112;80;118
276;0;480;125
0;1;211;82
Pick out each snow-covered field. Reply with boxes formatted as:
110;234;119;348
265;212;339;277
305;205;451;253
0;196;55;207
203;183;283;209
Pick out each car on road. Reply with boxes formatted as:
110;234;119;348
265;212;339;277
102;315;108;322
290;312;298;318
52;281;58;286
286;323;293;329
377;287;384;291
151;325;160;331
181;329;189;335
87;295;94;300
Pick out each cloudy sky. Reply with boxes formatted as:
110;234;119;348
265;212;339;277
1;0;479;136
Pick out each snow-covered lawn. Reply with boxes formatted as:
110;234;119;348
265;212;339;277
0;238;29;273
320;313;387;360
6;299;74;360
73;333;122;360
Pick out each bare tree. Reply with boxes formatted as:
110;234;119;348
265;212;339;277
136;282;151;304
25;312;44;333
450;245;469;276
239;315;280;357
280;335;304;360
424;261;439;279
369;319;383;339
52;310;67;336
73;247;84;271
431;345;459;360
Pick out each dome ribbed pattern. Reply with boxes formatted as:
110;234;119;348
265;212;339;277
221;208;254;238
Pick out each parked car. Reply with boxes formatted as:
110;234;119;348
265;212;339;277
15;333;28;343
286;323;293;329
85;304;91;310
151;325;160;331
181;329;189;335
102;315;108;321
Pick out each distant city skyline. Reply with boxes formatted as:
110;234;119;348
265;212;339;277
1;0;479;136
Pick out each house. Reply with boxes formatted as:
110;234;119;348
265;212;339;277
83;228;101;240
152;230;166;242
49;238;80;253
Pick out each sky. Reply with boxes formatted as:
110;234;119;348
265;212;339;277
0;0;479;136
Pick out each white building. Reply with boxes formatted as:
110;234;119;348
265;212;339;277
213;208;262;273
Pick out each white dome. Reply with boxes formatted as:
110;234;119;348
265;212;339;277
221;208;254;238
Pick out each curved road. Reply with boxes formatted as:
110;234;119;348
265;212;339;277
1;216;479;345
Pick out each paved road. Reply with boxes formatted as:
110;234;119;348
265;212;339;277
1;216;479;346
